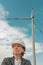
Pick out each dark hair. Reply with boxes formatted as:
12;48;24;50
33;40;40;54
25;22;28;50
21;46;25;56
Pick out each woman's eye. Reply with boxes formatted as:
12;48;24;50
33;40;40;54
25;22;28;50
17;46;20;47
14;45;20;47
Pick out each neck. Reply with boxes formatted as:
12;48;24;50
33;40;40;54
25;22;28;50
14;55;22;61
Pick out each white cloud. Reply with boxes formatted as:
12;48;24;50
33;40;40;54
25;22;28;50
0;4;43;65
35;43;43;53
0;4;9;19
23;38;43;58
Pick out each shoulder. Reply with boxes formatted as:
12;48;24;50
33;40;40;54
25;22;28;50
1;57;13;65
22;58;31;62
22;58;31;65
1;57;14;65
3;57;13;61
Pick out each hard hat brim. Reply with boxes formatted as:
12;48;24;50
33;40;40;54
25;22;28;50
12;42;24;48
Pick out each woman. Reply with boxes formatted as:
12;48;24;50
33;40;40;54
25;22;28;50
1;38;31;65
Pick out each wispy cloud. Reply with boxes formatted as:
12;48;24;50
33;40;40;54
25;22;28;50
23;38;43;58
0;4;9;19
0;4;43;64
0;20;43;59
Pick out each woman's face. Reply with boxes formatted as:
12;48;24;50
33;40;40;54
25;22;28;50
12;43;24;55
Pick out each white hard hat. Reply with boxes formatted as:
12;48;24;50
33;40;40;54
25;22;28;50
11;38;25;48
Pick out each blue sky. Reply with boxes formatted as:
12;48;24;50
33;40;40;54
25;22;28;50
0;0;43;65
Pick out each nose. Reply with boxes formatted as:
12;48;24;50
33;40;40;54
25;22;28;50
14;46;18;49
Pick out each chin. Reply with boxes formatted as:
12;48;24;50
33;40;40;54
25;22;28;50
14;53;19;55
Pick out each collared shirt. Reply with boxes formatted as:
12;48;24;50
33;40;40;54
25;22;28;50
14;60;21;65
